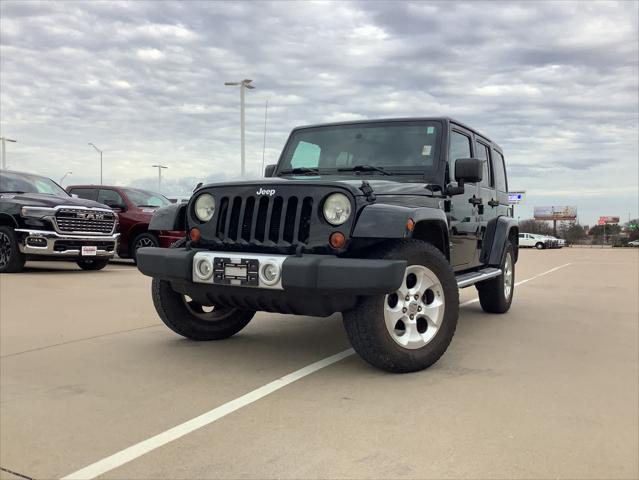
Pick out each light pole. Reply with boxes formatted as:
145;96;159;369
1;137;17;170
152;164;167;193
88;143;103;184
224;79;254;177
60;171;72;185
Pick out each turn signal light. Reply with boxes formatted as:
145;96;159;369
329;231;346;249
406;218;415;232
189;228;201;242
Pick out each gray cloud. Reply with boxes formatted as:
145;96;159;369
0;0;637;224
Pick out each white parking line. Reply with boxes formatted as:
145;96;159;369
61;262;572;480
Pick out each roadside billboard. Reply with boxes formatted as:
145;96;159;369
597;216;620;225
508;191;526;205
534;206;577;221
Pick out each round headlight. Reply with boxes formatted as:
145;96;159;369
322;193;352;226
194;194;215;222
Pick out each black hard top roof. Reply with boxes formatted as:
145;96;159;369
290;117;501;151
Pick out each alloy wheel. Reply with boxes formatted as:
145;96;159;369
0;232;11;269
383;265;445;349
503;252;513;299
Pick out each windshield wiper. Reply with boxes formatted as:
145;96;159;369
0;190;27;194
338;165;391;176
137;204;160;208
278;167;320;175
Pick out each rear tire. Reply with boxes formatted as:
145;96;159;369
131;232;159;263
343;240;459;373
535;242;544;250
77;258;110;271
0;226;25;273
477;241;515;314
152;278;255;341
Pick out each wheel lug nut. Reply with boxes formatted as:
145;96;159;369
414;294;419;300
409;314;414;320
417;306;422;311
405;295;410;301
402;307;407;313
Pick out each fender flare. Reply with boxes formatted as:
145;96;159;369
0;213;18;228
352;204;449;242
149;203;187;232
480;215;519;266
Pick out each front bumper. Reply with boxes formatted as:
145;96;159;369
15;229;119;257
137;247;406;316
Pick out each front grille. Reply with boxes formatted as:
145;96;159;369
55;208;116;234
215;195;314;245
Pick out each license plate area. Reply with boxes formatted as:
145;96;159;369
213;257;259;287
81;246;97;256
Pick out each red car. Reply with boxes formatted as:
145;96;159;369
67;185;184;261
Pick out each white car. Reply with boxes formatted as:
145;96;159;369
519;233;550;249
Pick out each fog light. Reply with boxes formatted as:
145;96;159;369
27;237;47;247
194;257;213;280
260;261;280;286
329;231;346;249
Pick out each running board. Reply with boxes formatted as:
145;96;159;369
456;267;502;288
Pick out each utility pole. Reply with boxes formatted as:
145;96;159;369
152;164;167;193
88;143;103;184
224;79;255;177
262;99;269;175
60;171;72;185
1;137;17;170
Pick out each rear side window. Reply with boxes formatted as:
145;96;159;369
69;188;98;201
98;189;125;207
492;150;507;192
475;141;493;187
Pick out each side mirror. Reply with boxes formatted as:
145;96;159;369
264;164;277;177
70;193;79;198
454;158;483;184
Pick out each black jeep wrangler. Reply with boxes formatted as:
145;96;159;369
137;118;518;373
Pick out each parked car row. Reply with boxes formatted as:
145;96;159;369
518;232;564;249
0;169;186;273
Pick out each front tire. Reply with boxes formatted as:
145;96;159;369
77;258;110;271
535;242;545;250
152;278;255;340
477;241;515;314
0;226;25;273
343;240;459;373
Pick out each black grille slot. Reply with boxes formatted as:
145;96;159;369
55;208;116;234
227;197;242;240
209;191;323;247
268;197;283;243
283;197;298;243
241;197;255;241
298;197;313;243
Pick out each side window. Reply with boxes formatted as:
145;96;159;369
290;141;321;168
475;141;493;187
69;188;98;201
97;189;125;207
450;130;472;181
492;150;507;192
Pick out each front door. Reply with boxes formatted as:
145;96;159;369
447;127;480;269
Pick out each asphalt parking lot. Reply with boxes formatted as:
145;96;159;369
1;249;637;480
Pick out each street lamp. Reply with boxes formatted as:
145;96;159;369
88;143;103;184
60;171;73;185
224;79;255;177
152;164;168;193
0;137;17;170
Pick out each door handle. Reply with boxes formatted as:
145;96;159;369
468;196;483;206
487;199;500;207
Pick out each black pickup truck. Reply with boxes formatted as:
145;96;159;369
0;170;119;272
137;118;518;372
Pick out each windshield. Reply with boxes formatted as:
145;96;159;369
279;120;443;180
123;188;171;208
0;171;69;197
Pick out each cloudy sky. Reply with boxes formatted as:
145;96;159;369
1;0;637;224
